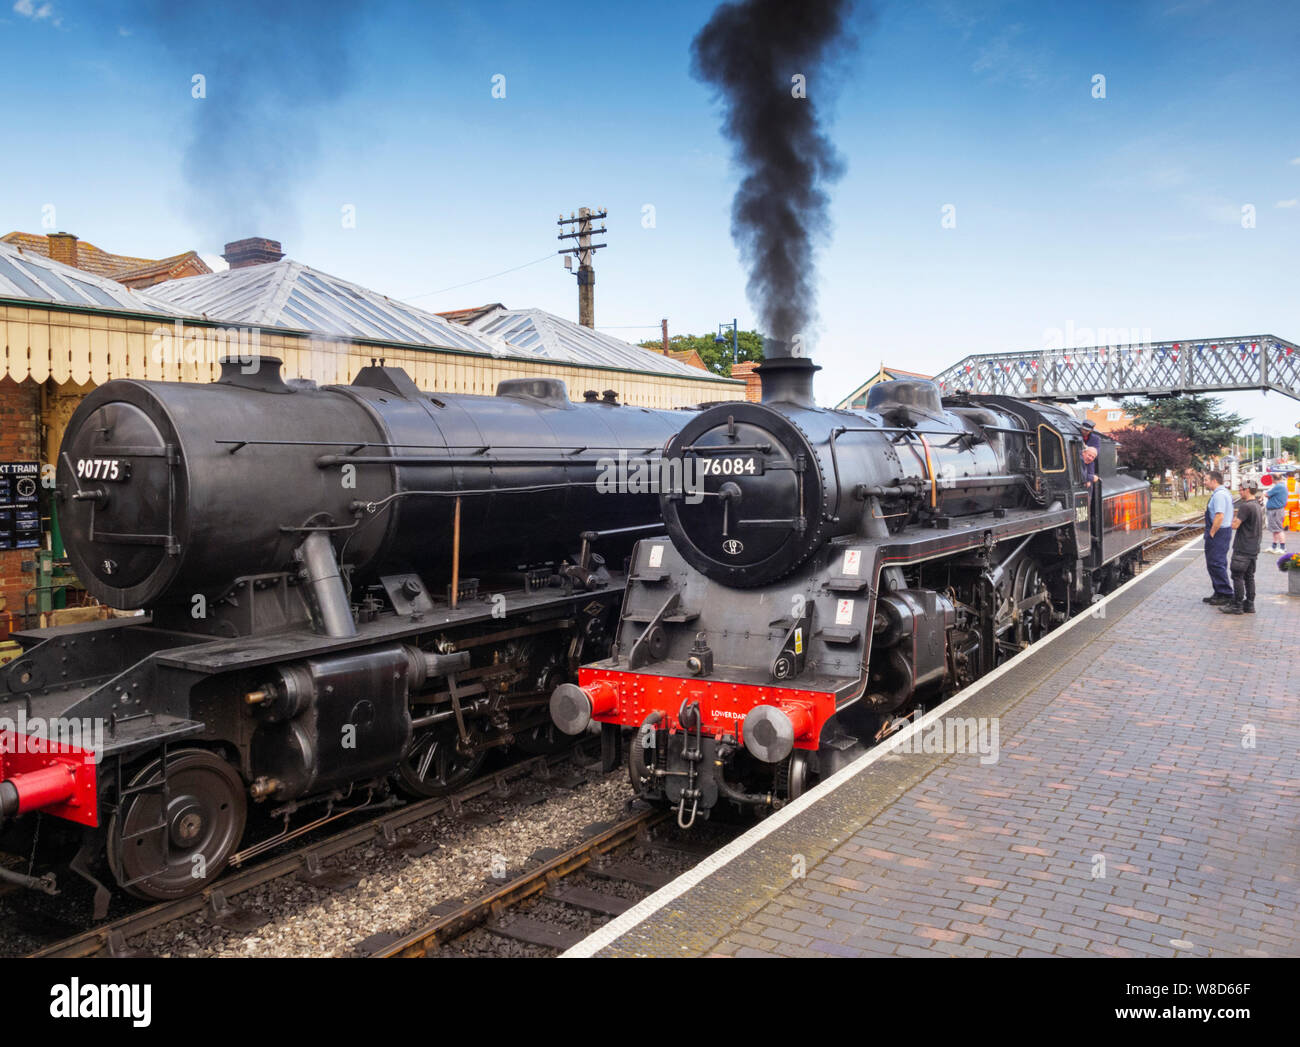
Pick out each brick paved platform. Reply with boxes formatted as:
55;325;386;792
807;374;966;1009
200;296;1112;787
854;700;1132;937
572;544;1300;957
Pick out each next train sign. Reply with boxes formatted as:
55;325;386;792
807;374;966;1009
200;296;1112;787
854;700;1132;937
0;462;40;550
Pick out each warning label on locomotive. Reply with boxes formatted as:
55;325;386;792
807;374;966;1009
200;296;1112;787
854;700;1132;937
835;599;854;625
648;544;664;568
842;549;861;576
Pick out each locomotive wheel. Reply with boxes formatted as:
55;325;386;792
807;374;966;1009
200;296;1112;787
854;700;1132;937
108;749;247;900
397;724;486;797
1012;560;1050;645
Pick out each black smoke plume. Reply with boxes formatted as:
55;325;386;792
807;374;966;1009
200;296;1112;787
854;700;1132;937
692;0;858;354
137;1;364;248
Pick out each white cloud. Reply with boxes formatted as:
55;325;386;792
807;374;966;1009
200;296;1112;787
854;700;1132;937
970;23;1053;88
1291;157;1300;166
12;1;55;20
1277;199;1299;209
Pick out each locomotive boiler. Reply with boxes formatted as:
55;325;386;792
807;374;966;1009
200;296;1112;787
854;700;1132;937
0;357;684;908
551;355;1151;826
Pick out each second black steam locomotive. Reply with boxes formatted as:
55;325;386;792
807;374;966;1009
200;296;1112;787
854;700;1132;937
551;356;1151;826
0;358;684;910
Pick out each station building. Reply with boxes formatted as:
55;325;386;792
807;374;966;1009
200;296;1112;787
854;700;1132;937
0;236;739;627
835;364;935;410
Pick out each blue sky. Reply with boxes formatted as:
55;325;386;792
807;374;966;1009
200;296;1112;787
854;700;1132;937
2;0;1298;430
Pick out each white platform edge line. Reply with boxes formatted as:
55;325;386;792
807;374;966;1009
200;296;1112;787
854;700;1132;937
563;538;1200;958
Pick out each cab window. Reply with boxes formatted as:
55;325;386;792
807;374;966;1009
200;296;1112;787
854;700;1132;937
1037;424;1066;473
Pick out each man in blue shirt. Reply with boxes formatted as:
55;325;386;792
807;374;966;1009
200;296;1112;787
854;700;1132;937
1202;470;1235;605
1266;475;1289;553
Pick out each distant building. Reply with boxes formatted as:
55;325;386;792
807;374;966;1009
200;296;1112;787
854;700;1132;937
664;348;708;371
835;364;934;410
1082;405;1138;433
1;231;211;289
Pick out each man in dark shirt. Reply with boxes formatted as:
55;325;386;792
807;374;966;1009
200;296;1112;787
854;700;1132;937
1079;420;1102;486
1222;479;1263;615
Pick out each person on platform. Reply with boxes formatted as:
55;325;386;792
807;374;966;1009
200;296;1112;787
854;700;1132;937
1266;474;1289;553
1080;419;1102;486
1222;479;1262;615
1202;470;1235;606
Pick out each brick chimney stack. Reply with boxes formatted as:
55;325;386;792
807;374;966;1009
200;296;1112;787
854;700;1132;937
48;232;79;268
730;361;762;403
222;237;284;269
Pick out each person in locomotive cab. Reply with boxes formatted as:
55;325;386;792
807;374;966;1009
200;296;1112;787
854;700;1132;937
1202;470;1235;606
1222;479;1262;615
1079;419;1102;485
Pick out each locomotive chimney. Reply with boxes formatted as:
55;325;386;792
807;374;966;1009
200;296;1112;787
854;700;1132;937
222;237;285;269
757;351;819;409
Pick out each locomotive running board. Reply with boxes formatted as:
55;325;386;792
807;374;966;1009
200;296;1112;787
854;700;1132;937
872;505;1074;567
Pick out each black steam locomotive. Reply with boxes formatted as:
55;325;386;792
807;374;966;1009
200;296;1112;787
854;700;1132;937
0;358;684;911
550;356;1151;826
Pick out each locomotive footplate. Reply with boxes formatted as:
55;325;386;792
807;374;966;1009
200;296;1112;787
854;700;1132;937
151;575;633;675
875;505;1075;567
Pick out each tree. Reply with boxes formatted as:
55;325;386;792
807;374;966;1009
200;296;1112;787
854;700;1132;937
638;330;765;377
1112;424;1193;477
1119;394;1246;462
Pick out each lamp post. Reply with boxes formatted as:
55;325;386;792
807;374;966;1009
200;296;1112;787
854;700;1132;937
714;319;738;366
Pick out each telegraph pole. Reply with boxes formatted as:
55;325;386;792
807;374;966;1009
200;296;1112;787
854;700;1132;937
557;207;607;328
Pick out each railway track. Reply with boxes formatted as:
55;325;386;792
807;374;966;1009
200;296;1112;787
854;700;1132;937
371;809;736;957
23;749;594;959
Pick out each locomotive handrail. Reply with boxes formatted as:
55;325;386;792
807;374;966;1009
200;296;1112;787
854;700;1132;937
315;454;648;467
216;438;663;452
677;442;773;454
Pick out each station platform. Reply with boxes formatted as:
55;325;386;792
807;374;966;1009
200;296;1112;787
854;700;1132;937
568;542;1300;958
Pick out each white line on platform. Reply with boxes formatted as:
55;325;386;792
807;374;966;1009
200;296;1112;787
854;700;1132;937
562;538;1201;958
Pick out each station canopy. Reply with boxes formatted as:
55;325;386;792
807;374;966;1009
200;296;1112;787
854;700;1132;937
148;259;510;357
0;241;184;315
465;306;715;379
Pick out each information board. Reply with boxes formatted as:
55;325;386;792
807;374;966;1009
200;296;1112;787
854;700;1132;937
0;462;41;550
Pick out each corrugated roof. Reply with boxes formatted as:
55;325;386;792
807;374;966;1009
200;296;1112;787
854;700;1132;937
149;260;512;356
0;241;187;315
467;307;725;379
